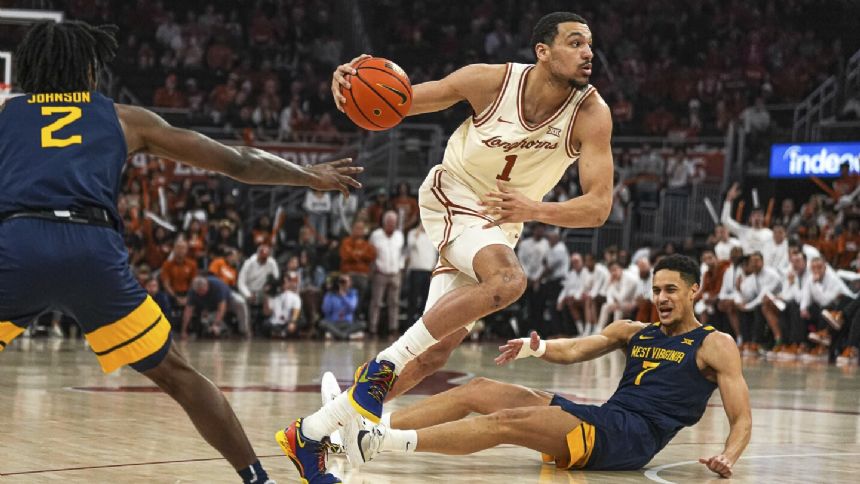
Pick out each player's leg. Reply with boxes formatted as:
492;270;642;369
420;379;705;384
142;344;257;469
385;270;475;400
389;376;553;430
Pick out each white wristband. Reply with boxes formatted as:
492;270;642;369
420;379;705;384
515;338;546;359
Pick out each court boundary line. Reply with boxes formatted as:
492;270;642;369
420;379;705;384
0;454;283;476
643;452;860;484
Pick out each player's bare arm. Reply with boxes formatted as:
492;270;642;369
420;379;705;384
495;320;644;365
480;94;614;228
331;56;505;117
116;104;362;195
697;331;752;478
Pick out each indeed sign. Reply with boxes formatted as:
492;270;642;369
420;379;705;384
770;142;860;178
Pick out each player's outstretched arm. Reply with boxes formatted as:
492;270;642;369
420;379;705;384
330;56;505;117
495;320;643;366
117;104;362;195
480;95;613;229
698;331;752;478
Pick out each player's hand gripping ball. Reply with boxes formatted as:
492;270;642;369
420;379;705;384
341;57;412;131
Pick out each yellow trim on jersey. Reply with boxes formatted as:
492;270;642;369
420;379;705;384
84;296;171;373
703;325;715;331
0;321;25;351
543;421;596;469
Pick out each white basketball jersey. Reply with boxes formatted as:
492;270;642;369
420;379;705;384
442;62;596;209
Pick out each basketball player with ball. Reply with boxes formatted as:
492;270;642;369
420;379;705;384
276;12;615;483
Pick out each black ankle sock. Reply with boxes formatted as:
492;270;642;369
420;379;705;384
237;459;268;484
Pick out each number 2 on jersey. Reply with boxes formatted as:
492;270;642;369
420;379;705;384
495;154;518;182
635;360;661;385
41;106;83;148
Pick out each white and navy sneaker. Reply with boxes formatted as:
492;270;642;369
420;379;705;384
320;371;346;456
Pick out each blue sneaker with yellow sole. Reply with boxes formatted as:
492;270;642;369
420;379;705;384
347;358;397;424
275;418;341;484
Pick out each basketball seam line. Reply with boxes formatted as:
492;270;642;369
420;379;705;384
354;74;404;120
356;66;413;97
346;83;385;129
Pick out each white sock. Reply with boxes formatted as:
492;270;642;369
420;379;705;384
381;428;418;453
377;319;438;374
380;412;392;428
301;392;354;441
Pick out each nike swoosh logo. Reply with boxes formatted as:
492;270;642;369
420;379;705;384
639;335;654;340
357;364;371;383
296;423;306;448
497;117;513;124
377;83;408;105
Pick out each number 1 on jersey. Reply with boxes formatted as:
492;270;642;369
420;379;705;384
635;360;661;385
495;155;518;182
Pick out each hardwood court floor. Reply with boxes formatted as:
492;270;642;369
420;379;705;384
1;338;859;483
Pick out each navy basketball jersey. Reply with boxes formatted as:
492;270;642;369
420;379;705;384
0;91;126;224
607;323;718;448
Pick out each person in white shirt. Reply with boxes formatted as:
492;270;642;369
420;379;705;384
762;223;790;277
542;230;569;335
405;224;438;321
721;183;772;254
303;189;332;241
237;243;280;305
264;272;302;338
712;224;742;262
717;246;745;341
765;251;812;358
800;257;856;349
330;191;358;239
368;211;405;336
583;253;609;331
556;253;589;335
632;257;654;322
596;261;638;333
735;252;782;354
517;224;551;334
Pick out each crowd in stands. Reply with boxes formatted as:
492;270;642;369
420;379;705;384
531;167;860;366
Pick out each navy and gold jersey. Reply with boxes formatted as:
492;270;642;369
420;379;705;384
607;322;718;447
0;91;126;223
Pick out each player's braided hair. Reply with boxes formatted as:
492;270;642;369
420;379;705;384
15;20;118;93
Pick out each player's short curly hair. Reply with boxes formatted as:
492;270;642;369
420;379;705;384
15;20;118;93
654;254;701;286
530;12;588;48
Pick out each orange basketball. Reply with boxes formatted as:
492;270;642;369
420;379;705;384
341;57;412;131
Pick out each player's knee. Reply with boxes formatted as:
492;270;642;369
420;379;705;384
487;268;527;307
144;347;194;396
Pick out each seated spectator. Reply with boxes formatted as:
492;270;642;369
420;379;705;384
596;261;638;334
556;253;589;336
695;249;729;325
801;257;856;357
209;248;241;288
182;275;246;339
295;250;327;327
319;274;365;340
633;257;657;322
145;277;173;319
238;243;280;311
717;246;746;340
303;189;332;242
264;272;302;338
153;73;187;108
160;238;197;309
583;253;609;333
766;251;813;360
763;223;790;276
734;252;782;356
709;224;742;262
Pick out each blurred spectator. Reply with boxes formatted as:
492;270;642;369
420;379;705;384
160;238;197;307
695;249;728;325
264;272;303;338
391;182;419;231
557;252;588;335
331;191;359;239
209;248;241;287
763;224;790;276
405;224;437;322
303;189;332;242
238;243;279;306
368;211;404;336
296;250;327;327
153;73;187;108
145;277;173;318
518;224;550;334
182;275;238;338
596;261;638;334
340;221;376;316
542;230;569;336
721;183;772;254
319;274;364;340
